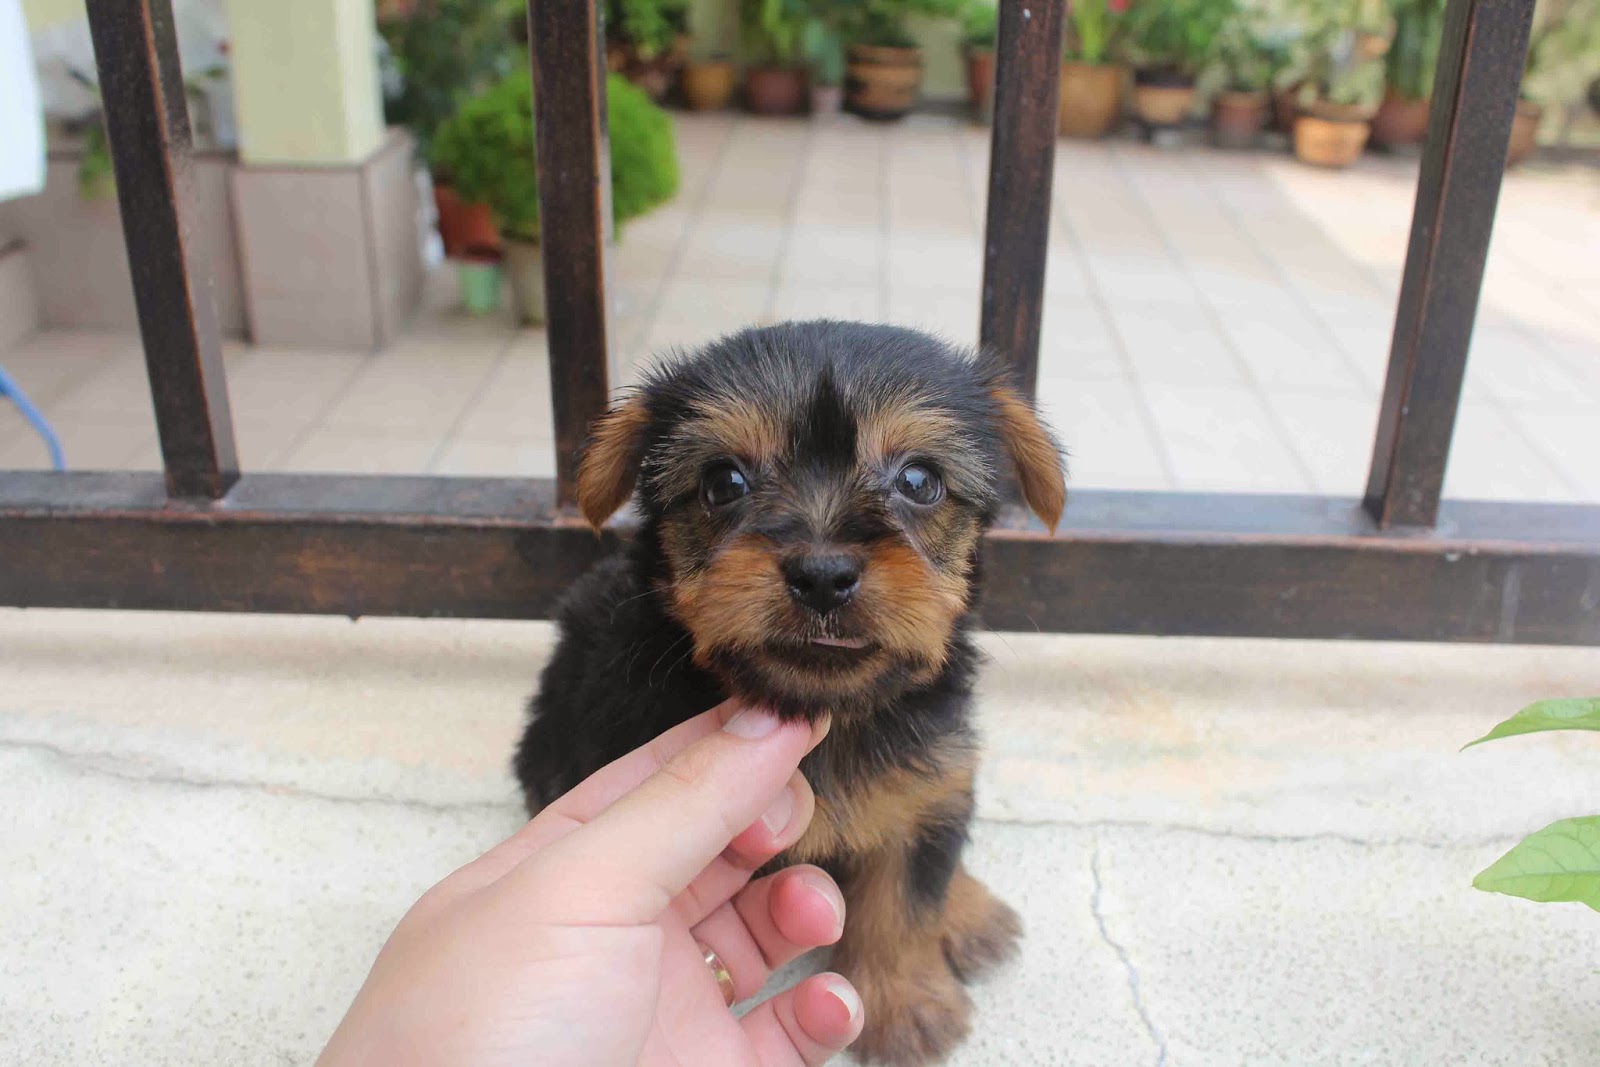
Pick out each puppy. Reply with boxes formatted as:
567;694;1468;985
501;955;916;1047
515;320;1066;1064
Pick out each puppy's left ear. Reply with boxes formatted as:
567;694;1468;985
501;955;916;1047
989;379;1067;533
576;396;651;531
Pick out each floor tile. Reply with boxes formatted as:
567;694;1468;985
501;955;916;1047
276;428;443;475
1139;382;1312;492
431;436;556;478
1443;402;1580;503
1035;376;1175;491
1109;304;1247;386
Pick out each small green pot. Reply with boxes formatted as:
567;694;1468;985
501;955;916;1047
458;260;503;314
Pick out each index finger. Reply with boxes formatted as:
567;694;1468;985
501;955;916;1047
502;707;820;925
457;699;750;890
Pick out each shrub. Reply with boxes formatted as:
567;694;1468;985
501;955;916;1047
431;69;680;242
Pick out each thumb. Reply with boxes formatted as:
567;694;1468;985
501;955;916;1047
500;707;823;924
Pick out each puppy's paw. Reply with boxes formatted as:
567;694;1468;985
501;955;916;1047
942;874;1022;982
853;967;972;1066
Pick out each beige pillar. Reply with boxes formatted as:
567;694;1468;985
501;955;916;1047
223;0;383;166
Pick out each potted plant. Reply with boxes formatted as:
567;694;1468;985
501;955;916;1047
1293;46;1385;167
806;21;847;115
682;51;739;111
432;69;681;324
1123;0;1233;131
1510;0;1600;167
1058;0;1128;138
961;2;998;123
379;0;518;258
607;0;693;101
1372;0;1444;147
740;0;812;115
830;0;966;120
1209;22;1274;148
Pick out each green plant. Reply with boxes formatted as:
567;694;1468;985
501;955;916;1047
961;1;996;49
740;0;816;65
78;115;114;199
1522;0;1600;104
1212;22;1275;92
821;0;968;49
804;20;847;85
1065;0;1127;65
1314;54;1385;107
608;0;692;60
1123;0;1235;78
1466;699;1600;912
1385;0;1446;101
431;69;679;242
379;0;519;162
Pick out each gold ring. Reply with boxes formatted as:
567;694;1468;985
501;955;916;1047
701;942;736;1007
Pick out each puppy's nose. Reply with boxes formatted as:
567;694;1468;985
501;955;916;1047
783;553;861;615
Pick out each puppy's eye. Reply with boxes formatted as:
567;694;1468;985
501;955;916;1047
895;463;943;505
701;463;750;508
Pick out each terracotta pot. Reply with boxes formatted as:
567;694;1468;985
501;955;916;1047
433;184;499;259
1213;90;1268;149
846;45;923;120
1294;114;1371;168
811;83;844;117
965;47;995;122
626;58;676;101
1506;100;1543;167
502;238;546;326
1132;81;1196;129
1371;91;1431;146
682;59;737;111
1058;62;1123;139
745;65;808;116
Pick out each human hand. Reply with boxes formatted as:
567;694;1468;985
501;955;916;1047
318;701;862;1066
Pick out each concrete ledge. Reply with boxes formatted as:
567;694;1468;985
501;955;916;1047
232;129;423;350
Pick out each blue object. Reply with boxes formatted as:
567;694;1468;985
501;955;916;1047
0;362;65;471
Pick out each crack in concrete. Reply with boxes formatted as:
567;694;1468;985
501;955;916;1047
1091;840;1169;1067
977;813;1521;853
0;737;514;816
0;736;1537;854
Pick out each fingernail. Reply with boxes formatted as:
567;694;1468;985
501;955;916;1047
811;714;832;747
724;706;781;739
803;871;845;938
825;976;861;1024
760;781;796;836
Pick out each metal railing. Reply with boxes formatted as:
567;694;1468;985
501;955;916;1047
2;0;1595;645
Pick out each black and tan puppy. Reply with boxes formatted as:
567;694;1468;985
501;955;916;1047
515;320;1065;1064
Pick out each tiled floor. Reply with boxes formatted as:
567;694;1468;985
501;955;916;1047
1;113;1596;501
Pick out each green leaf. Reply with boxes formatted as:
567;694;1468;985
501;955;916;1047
1473;817;1600;912
1463;698;1600;750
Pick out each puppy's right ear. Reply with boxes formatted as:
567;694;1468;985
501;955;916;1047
576;397;650;530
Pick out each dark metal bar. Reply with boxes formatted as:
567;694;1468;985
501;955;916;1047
978;0;1067;394
4;474;1597;645
528;0;613;509
1364;0;1535;529
85;0;238;500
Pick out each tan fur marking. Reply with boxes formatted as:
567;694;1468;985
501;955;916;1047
857;540;969;669
857;403;963;464
942;866;1022;981
793;755;984;1065
576;398;651;530
667;536;788;664
991;385;1067;531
